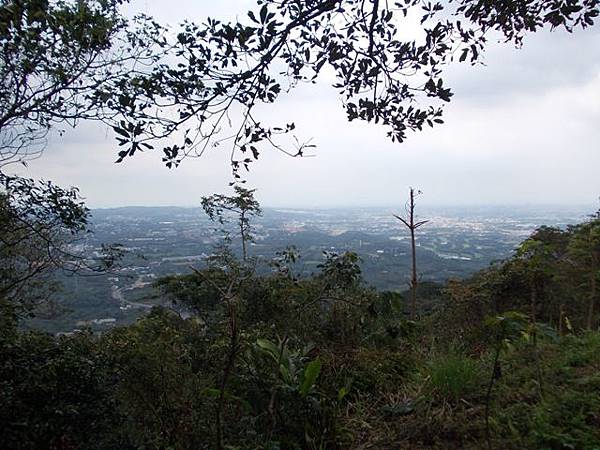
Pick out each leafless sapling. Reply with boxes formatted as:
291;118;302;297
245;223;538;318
394;187;428;320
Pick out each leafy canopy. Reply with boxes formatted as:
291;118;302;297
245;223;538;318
0;0;164;168
103;0;599;176
0;1;597;176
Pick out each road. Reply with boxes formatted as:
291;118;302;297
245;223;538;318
111;285;153;309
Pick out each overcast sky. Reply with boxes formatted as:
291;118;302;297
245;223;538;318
12;0;600;208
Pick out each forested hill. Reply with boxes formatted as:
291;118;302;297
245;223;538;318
3;208;600;449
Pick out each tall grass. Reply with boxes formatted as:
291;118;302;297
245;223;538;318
426;352;481;402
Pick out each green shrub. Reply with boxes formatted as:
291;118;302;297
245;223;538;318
0;330;119;450
530;390;600;450
322;348;414;396
426;352;481;403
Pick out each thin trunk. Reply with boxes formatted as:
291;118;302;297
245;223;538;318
530;282;544;399
394;188;428;321
410;225;417;320
266;336;288;440
485;344;502;450
558;303;565;336
240;212;247;261
216;294;238;450
530;282;537;324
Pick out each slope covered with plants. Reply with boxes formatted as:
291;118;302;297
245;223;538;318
1;1;599;448
1;209;600;449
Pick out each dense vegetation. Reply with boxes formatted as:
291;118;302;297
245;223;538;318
1;208;600;449
1;0;599;448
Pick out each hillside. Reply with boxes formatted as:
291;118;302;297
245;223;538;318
3;210;600;449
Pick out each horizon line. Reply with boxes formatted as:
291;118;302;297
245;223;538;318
89;203;599;210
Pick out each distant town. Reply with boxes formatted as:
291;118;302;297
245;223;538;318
30;205;594;333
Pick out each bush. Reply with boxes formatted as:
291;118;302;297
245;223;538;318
0;330;119;450
425;352;481;403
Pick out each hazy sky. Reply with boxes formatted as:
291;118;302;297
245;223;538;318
12;1;600;208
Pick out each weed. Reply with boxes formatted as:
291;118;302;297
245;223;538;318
425;352;482;403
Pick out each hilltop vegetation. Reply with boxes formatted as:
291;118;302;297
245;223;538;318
1;207;600;449
1;0;599;448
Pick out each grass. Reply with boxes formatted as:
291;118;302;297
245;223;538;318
425;351;482;403
333;332;600;449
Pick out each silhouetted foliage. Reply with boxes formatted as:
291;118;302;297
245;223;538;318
1;1;597;175
0;174;124;328
3;211;600;448
0;0;165;168
47;0;599;175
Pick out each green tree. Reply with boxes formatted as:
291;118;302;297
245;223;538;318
0;174;124;329
0;0;164;167
0;330;119;450
102;308;209;449
514;226;568;326
201;186;262;261
567;214;600;330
